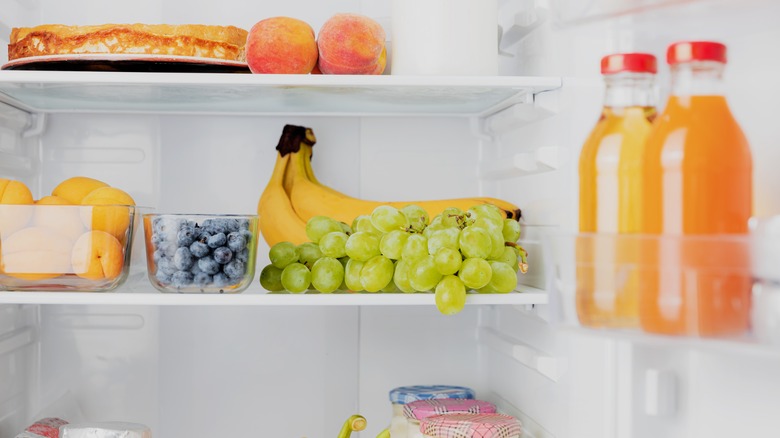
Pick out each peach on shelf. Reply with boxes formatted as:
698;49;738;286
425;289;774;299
51;176;109;204
0;226;74;280
316;13;386;75
246;17;319;74
0;178;34;238
33;196;86;241
80;186;136;241
71;230;125;281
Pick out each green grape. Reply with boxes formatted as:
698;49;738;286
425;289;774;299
345;231;381;262
471;204;504;223
319;231;349;258
352;215;382;236
502;218;522;242
371;205;410;233
401;204;429;233
305;215;343;243
477;283;497;294
458;226;492;259
487;261;517;293
268;241;299;269
338;256;350;290
339;221;353;235
458;257;492;290
440;207;464;228
422;218;445;238
491;246;519;272
311;257;345;293
433;247;462;275
345;259;365;291
297;242;323;269
360;255;394;292
427;228;460;254
380;230;410;260
409;255;442;292
381;277;399;293
393;259;415;293
435;275;467;315
281;262;311;293
489;230;506;260
401;234;429;263
259;264;284;291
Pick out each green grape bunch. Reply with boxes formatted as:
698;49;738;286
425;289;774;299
258;204;528;315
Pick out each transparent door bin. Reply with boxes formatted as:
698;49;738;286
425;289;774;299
548;232;753;338
0;204;138;292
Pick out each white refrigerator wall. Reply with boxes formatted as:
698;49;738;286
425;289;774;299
0;0;780;438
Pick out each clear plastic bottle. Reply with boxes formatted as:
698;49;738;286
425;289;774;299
577;53;658;328
639;41;753;336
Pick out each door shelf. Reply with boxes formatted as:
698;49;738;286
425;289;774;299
0;283;547;306
0;71;561;117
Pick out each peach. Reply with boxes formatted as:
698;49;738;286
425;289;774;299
246;17;318;74
317;13;386;75
80;186;136;240
33;195;86;240
0;226;74;280
71;230;124;280
52;176;109;204
0;178;34;238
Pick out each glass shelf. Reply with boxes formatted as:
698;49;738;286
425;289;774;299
0;71;561;116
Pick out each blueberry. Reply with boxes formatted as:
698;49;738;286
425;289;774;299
226;232;246;252
152;232;165;245
238;219;250;230
207;232;227;249
155;269;172;284
190;262;204;276
224;259;245;279
161;242;178;257
194;226;211;241
177;226;195;247
202;219;228;235
189;241;210;258
193;272;212;287
174;247;194;270
239;228;253;243
198;257;220;275
153;249;165;263
158;257;177;275
213;272;230;287
180;220;196;230
171;270;193;288
236;248;249;263
225;219;240;233
213;246;233;264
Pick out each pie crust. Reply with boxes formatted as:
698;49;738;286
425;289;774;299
8;24;248;62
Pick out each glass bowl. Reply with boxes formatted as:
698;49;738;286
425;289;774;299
0;204;138;291
143;213;258;293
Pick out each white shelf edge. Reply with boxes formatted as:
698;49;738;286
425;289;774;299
0;286;547;306
479;326;560;382
490;392;555;438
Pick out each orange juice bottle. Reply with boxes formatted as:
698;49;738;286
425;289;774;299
639;41;753;336
577;53;657;328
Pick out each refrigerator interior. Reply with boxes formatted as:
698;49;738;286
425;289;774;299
0;0;780;437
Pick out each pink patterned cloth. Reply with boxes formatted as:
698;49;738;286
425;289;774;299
21;418;68;438
404;399;497;420
419;413;522;438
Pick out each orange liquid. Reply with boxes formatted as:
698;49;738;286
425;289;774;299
577;106;655;328
640;95;752;336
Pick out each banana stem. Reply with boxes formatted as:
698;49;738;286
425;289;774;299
337;414;367;438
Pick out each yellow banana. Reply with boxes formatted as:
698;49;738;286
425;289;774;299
257;152;309;246
289;143;522;225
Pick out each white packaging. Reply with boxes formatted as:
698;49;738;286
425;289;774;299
59;423;151;438
391;0;498;75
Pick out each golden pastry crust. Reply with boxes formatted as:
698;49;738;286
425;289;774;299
8;24;248;61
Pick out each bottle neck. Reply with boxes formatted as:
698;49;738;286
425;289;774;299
603;73;656;109
670;61;725;96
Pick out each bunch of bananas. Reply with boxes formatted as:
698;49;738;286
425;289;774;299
257;125;522;247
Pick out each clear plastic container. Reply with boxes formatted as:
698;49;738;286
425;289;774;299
551;233;752;337
403;399;496;438
143;213;258;293
387;385;475;438
0;204;137;291
418;413;521;438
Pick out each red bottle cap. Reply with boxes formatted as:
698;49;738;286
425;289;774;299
667;41;727;65
600;53;657;75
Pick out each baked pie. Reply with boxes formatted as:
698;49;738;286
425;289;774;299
8;24;248;61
